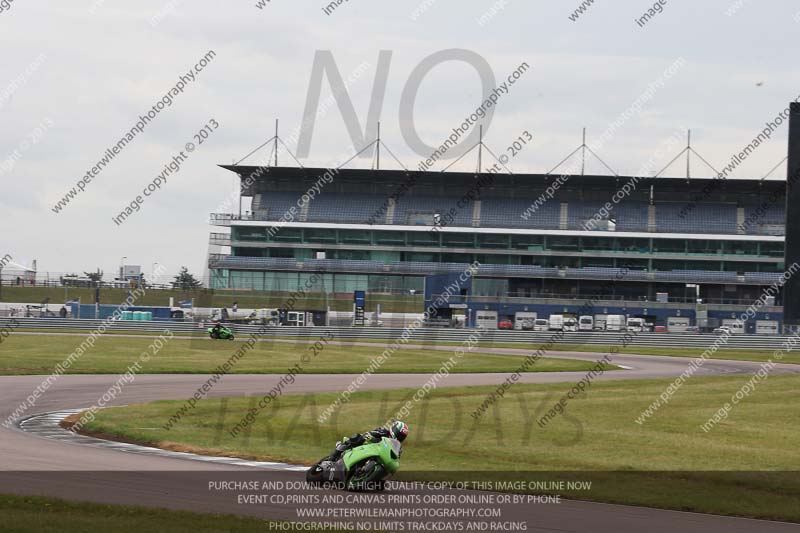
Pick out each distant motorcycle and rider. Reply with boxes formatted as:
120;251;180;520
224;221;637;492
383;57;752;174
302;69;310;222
208;322;234;340
307;421;409;491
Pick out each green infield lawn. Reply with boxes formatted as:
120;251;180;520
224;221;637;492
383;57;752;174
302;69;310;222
0;494;344;532
82;375;800;522
7;329;800;375
0;333;617;375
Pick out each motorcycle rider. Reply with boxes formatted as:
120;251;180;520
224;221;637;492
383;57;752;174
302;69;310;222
210;321;223;338
324;421;409;463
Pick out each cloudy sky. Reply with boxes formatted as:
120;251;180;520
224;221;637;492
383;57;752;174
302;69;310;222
2;0;799;281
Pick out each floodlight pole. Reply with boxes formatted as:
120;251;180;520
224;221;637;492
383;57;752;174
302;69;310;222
377;122;381;171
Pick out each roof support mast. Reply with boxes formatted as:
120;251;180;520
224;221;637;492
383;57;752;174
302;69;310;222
655;130;718;179
274;119;279;167
477;124;483;175
686;129;691;179
581;128;586;176
545;129;618;177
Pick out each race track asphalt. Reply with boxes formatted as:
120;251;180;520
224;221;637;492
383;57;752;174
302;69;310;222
1;347;799;532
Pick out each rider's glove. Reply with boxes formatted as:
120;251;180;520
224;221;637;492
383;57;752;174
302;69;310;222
366;430;385;442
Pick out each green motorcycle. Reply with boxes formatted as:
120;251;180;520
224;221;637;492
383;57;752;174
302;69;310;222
208;325;234;340
306;437;402;491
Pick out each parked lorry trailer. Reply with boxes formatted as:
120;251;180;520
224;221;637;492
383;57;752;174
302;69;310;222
606;315;626;331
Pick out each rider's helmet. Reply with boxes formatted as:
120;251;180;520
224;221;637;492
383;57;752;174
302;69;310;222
390;421;409;442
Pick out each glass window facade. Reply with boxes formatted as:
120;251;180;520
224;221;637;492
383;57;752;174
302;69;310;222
244;228;782;261
233;233;780;270
212;270;423;294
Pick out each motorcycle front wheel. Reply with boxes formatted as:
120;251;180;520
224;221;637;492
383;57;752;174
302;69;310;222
346;459;386;492
306;463;325;484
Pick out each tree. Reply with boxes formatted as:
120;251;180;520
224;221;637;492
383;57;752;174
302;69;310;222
84;269;103;283
172;267;202;290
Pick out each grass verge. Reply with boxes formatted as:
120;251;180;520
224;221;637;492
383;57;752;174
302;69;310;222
8;329;795;365
81;375;800;522
0;493;344;532
0;334;617;375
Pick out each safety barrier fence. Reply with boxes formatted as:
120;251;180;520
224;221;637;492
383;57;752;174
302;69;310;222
0;317;790;350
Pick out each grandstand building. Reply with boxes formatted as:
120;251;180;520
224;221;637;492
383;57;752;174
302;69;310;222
209;162;788;332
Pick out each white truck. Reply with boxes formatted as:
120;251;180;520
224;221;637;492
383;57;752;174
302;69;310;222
593;314;608;331
579;315;594;331
514;311;537;330
475;311;499;330
721;319;745;335
667;316;690;333
626;317;646;332
548;314;564;331
606;315;626;331
533;318;549;331
563;317;578;332
755;320;779;335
